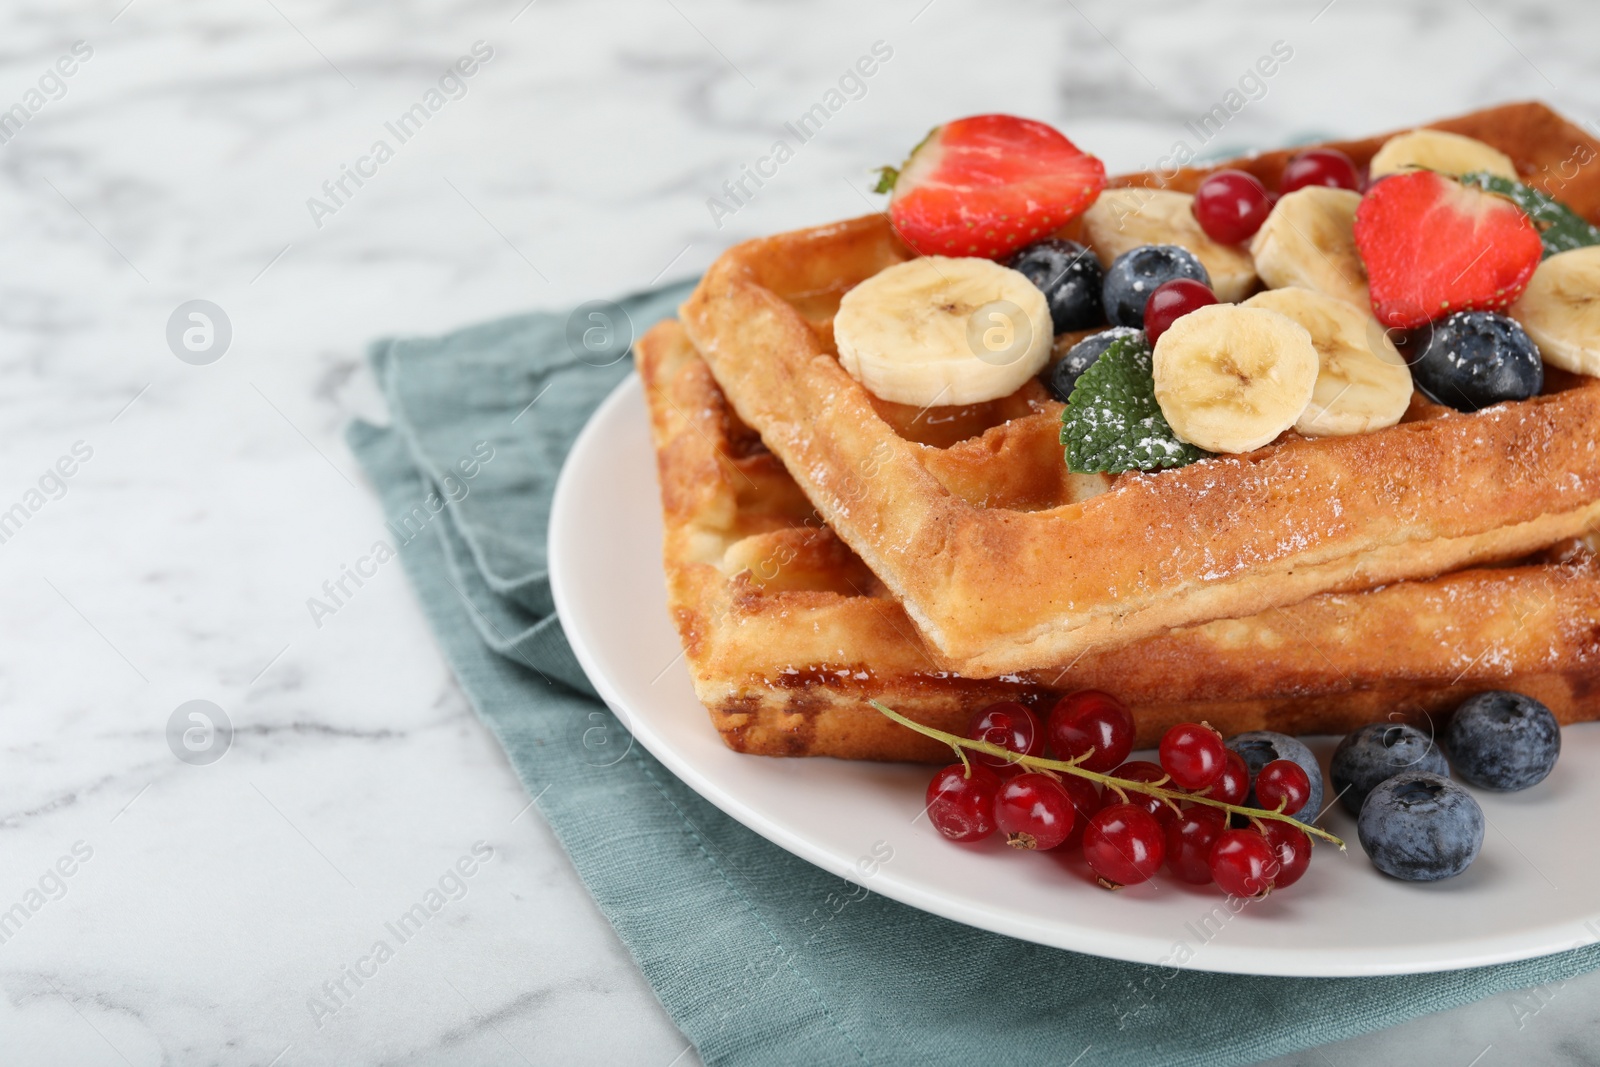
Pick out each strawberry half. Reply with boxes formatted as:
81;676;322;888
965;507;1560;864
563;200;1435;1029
1354;170;1542;329
877;114;1105;260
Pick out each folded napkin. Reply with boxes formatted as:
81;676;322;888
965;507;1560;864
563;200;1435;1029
347;282;1600;1067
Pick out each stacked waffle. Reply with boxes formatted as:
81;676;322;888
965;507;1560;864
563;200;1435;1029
641;103;1600;762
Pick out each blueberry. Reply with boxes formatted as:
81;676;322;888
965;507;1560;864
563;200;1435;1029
1225;731;1324;822
1329;722;1448;816
1007;239;1106;334
1357;771;1484;881
1101;245;1210;328
1410;311;1544;412
1042;326;1143;402
1445;690;1561;791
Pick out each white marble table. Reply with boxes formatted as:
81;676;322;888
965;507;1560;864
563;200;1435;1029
4;0;1600;1063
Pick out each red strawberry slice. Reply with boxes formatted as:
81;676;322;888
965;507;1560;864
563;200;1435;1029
878;114;1105;260
1354;170;1542;329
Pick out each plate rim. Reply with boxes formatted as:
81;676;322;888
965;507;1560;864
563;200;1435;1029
549;371;1600;977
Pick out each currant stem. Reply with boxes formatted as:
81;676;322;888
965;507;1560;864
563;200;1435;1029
870;700;1346;850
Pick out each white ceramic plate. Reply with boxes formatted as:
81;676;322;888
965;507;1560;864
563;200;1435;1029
549;373;1600;976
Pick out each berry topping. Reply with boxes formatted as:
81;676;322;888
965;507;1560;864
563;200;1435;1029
1165;806;1228;885
1261;820;1313;890
1111;760;1180;828
1209;829;1276;897
1409;310;1544;412
1444;690;1561;791
996;772;1076;850
1353;169;1542;329
1330;722;1448;816
1208;749;1251;806
1007;238;1107;334
1192;168;1273;244
1046;690;1135;773
965;701;1044;769
1158;722;1227;792
1142;278;1218;345
925;763;1001;842
1357;772;1484;882
1041;326;1142;402
1460;172;1600;258
1226;731;1325;821
1084;803;1166;888
1102;245;1210;328
1255;759;1311;815
877;114;1106;260
1278;148;1361;194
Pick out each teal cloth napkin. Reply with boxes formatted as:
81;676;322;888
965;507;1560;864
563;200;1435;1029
346;283;1600;1067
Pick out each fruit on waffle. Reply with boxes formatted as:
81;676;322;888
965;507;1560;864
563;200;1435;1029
872;114;1105;260
641;318;1600;763
679;103;1600;677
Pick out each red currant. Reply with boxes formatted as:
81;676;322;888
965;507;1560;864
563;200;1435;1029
996;772;1075;851
1262;820;1312;889
1206;749;1250;806
1110;760;1180;828
1210;829;1276;897
1057;774;1103;850
1159;722;1227;791
1192;168;1273;244
925;763;1000;843
1165;806;1227;884
1084;803;1166;888
965;701;1043;769
1255;759;1311;815
1046;690;1134;773
1143;278;1218;345
1278;147;1360;194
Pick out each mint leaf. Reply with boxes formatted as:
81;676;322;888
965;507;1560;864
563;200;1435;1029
1060;335;1208;474
1462;171;1600;258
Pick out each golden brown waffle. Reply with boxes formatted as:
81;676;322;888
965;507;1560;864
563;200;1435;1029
642;319;1600;762
679;102;1600;677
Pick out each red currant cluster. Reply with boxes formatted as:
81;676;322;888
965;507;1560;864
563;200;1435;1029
1191;147;1363;246
875;695;1341;897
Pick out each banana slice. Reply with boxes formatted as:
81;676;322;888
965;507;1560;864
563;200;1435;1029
1249;187;1369;310
1152;304;1318;454
1508;245;1600;376
833;256;1053;406
1368;128;1518;181
1243;287;1413;436
1082;188;1257;302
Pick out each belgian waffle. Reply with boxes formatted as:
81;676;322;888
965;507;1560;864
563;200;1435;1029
679;102;1600;678
642;319;1600;761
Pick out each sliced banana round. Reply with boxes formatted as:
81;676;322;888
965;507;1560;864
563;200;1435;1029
1082;188;1257;302
1249;187;1369;310
833;256;1053;406
1152;304;1318;454
1508;245;1600;376
1243;287;1413;436
1368;128;1518;181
